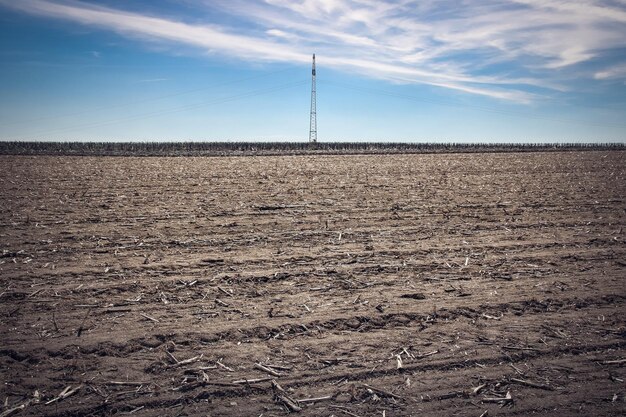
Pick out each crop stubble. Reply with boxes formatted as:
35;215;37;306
0;151;625;416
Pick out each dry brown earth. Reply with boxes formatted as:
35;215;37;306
1;151;625;416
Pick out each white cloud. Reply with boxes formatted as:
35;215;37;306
594;63;626;80
7;0;310;62
265;29;295;40
1;0;625;102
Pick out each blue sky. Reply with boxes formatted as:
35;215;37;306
0;0;625;142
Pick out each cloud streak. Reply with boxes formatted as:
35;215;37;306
1;0;625;102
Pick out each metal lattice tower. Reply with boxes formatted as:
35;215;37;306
308;54;317;143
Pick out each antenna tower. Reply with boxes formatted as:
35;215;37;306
308;54;317;143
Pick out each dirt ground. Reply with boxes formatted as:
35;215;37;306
1;151;625;417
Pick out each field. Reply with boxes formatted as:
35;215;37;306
1;151;625;416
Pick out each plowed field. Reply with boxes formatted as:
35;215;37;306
1;151;625;416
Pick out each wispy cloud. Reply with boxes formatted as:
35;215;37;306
137;78;168;83
594;63;626;80
1;0;625;102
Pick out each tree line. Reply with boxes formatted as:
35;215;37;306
0;141;623;156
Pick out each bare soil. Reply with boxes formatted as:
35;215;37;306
1;151;625;417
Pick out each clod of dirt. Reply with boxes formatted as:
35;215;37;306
400;293;426;300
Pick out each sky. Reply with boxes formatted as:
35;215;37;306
0;0;625;142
